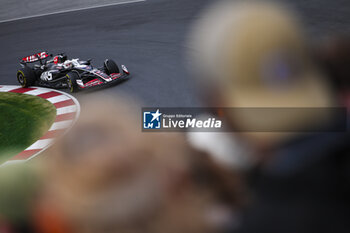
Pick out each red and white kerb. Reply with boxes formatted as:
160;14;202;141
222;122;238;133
0;85;80;166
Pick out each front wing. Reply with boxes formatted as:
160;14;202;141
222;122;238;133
77;72;130;91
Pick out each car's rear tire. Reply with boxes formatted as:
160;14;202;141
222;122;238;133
17;67;36;87
104;59;120;74
66;71;80;93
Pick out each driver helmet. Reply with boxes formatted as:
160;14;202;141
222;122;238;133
54;54;67;64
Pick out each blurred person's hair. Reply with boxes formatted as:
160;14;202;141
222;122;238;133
34;95;241;233
189;1;336;149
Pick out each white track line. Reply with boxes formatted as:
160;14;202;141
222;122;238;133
57;105;78;115
51;120;74;130
26;139;53;150
0;86;20;92
0;0;146;24
25;89;53;95
47;95;70;104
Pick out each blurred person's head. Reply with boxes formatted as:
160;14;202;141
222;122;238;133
189;1;336;153
35;95;223;233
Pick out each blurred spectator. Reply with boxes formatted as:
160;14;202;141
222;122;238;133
314;36;350;106
34;95;242;233
190;1;350;233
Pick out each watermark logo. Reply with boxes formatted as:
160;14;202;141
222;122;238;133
143;109;162;129
142;108;222;132
142;107;347;132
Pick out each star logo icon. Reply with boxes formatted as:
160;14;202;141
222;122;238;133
143;109;162;129
151;109;162;122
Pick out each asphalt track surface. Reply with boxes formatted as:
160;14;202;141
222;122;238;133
0;0;212;107
0;0;349;107
0;0;145;22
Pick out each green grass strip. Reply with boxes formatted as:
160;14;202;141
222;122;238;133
0;92;56;164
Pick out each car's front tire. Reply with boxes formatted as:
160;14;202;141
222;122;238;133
104;59;120;74
66;71;80;93
17;67;36;87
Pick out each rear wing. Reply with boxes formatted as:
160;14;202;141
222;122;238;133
20;51;50;64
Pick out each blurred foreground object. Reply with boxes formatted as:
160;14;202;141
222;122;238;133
0;164;42;233
190;0;337;147
36;95;242;233
189;1;350;233
314;36;350;106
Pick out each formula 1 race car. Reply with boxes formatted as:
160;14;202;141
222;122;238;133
17;51;130;92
